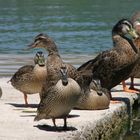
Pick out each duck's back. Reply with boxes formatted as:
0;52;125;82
78;36;139;90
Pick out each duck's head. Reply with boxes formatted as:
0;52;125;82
34;51;46;67
131;11;140;35
28;33;58;53
60;65;68;86
112;19;139;39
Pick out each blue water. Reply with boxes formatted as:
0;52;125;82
0;0;140;76
0;0;140;139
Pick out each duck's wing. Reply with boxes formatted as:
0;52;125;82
10;65;34;82
77;59;96;71
65;63;77;78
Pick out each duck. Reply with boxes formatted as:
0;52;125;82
9;51;47;106
122;12;140;91
28;33;77;90
34;66;81;129
77;19;139;100
75;79;110;110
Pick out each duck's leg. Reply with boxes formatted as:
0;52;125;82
23;93;28;106
122;81;139;93
52;118;56;128
109;91;121;104
129;77;134;89
129;77;140;92
63;117;67;130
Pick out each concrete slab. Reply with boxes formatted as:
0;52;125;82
0;77;139;140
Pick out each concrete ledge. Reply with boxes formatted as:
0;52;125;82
0;78;140;140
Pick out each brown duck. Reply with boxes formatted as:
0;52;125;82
34;66;81;129
28;33;77;90
75;79;110;110
78;19;139;100
10;51;47;105
122;12;140;91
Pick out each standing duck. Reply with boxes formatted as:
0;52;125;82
123;12;140;91
34;66;81;129
78;19;139;100
28;33;77;90
10;51;47;106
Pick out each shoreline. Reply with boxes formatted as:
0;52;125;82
0;77;140;140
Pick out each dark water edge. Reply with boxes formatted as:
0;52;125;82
111;102;140;140
123;103;140;140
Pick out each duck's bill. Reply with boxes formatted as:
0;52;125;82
28;42;36;49
129;28;139;39
23;42;36;51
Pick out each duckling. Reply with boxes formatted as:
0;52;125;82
0;87;2;98
78;19;139;100
34;66;81;129
10;51;47;106
28;33;77;89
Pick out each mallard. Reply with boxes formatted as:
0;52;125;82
78;19;139;100
10;51;47;106
131;11;140;35
34;66;81;129
122;12;140;91
75;79;110;110
28;33;77;90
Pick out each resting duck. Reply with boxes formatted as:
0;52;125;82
75;79;110;110
123;12;140;91
78;19;139;100
34;66;81;129
10;51;47;106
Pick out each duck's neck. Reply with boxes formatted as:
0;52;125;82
43;40;60;56
33;64;47;80
112;33;138;54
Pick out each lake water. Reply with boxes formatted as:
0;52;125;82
0;0;140;76
0;0;140;139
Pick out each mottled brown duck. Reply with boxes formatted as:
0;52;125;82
75;79;110;110
34;66;81;129
78;19;139;100
28;33;77;90
10;51;47;106
123;12;140;91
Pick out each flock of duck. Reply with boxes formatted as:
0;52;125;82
3;12;140;130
